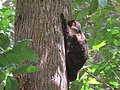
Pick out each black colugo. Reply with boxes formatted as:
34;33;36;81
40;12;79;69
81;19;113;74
66;20;88;81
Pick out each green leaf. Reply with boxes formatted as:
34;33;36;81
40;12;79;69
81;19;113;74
95;16;104;29
111;29;119;35
104;66;110;70
89;0;98;14
110;81;119;87
0;54;9;65
84;79;89;89
113;39;120;46
0;50;24;65
4;9;14;17
14;39;32;49
104;51;113;60
117;0;120;3
6;76;18;90
94;63;108;75
0;39;39;65
116;34;120;37
21;48;39;62
0;33;10;50
12;66;39;74
2;19;9;27
4;50;24;64
12;39;39;62
92;41;106;51
0;73;6;83
70;80;83;90
88;78;100;84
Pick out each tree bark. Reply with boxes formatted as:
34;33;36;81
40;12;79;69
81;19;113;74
14;0;71;90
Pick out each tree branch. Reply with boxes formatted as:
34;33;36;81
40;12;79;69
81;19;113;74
83;69;114;90
108;61;120;81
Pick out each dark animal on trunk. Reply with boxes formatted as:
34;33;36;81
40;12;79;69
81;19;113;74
66;20;88;81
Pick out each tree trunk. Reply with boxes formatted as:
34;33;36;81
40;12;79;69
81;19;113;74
14;0;71;90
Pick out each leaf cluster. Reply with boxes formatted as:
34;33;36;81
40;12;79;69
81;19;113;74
0;2;40;89
71;0;120;90
0;33;39;90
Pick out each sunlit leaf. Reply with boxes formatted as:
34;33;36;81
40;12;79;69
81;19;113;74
84;80;89;90
4;9;14;17
111;29;119;35
88;78;100;84
92;41;106;51
113;39;120;46
116;34;120;37
110;81;119;87
104;66;110;70
2;19;9;27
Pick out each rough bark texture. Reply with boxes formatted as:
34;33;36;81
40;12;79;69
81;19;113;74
15;0;71;90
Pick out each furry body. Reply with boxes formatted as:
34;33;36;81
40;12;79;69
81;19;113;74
66;20;88;81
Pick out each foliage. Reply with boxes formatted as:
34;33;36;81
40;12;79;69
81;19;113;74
0;36;39;90
0;1;39;90
71;0;120;90
0;0;15;34
0;0;120;90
